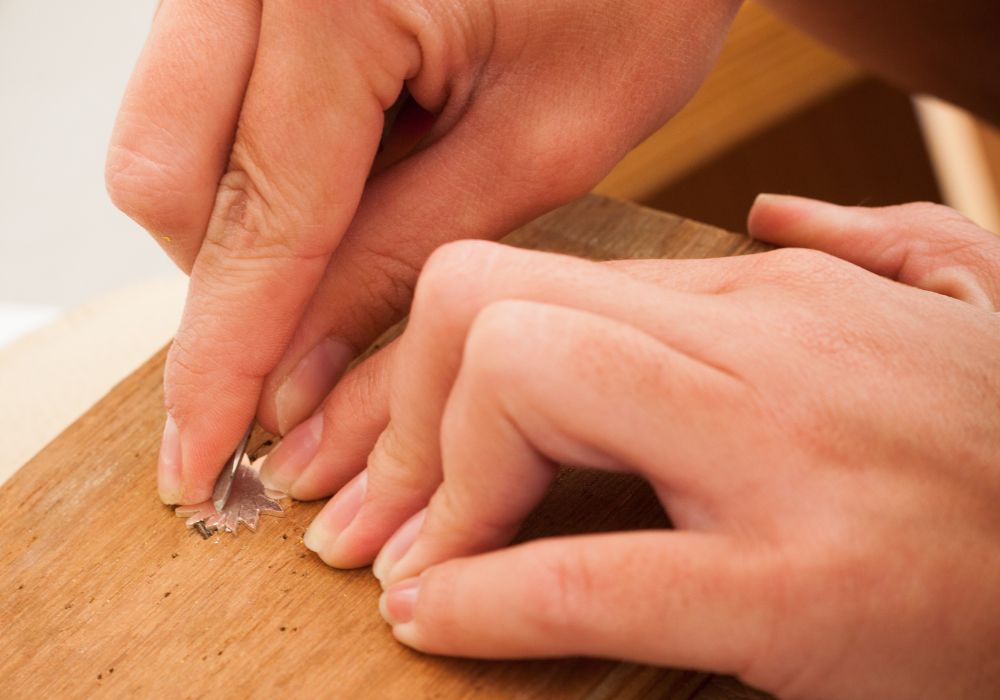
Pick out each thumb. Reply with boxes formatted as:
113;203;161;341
748;195;1000;310
379;532;776;678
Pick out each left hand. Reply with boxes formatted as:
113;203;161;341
264;195;1000;698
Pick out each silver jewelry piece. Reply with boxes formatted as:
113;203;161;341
175;455;286;537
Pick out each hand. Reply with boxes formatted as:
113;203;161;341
269;195;1000;698
105;0;742;504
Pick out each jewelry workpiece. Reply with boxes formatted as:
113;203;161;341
175;452;287;538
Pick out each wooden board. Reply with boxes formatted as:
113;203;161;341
0;195;772;699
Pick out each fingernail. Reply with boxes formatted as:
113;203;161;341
275;338;355;435
303;470;368;560
158;414;182;504
754;193;837;214
749;194;849;241
755;193;800;205
373;509;426;584
259;412;323;493
379;577;420;626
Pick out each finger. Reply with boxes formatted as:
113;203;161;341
284;249;766;531
748;195;1000;310
257;0;746;432
374;300;750;586
301;245;749;569
281;247;830;521
161;3;420;504
379;531;775;680
254;0;748;434
256;89;631;436
287;253;764;507
273;250;785;507
107;0;260;271
259;339;395;501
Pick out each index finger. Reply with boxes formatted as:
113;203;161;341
159;2;419;504
107;0;260;271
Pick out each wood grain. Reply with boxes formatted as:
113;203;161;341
0;195;772;699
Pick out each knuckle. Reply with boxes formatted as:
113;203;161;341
895;200;974;229
203;130;336;263
527;549;596;636
463;300;539;381
903;202;1000;257
368;424;428;492
423;488;475;540
364;0;434;94
422;239;502;282
371;0;489;100
502;118;611;205
162;336;213;418
205;169;326;265
875;202;1000;298
767;246;836;272
104;142;191;234
164;316;263;410
887;201;999;255
165;333;211;383
412;240;507;323
426;475;523;542
908;201;1000;263
212;169;268;245
763;247;855;286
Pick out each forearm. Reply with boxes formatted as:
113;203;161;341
760;0;1000;125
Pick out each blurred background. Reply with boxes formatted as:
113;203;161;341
1;0;177;341
2;1;999;479
1;0;183;480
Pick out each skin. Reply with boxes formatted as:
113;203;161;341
107;0;742;504
106;0;1000;506
759;0;1000;126
107;0;1000;502
282;194;1000;698
107;1;1000;695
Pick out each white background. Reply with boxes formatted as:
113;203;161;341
0;0;179;345
0;0;188;480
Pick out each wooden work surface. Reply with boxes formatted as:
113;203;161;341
1;196;772;699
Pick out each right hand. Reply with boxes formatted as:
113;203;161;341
106;0;743;504
299;197;1000;698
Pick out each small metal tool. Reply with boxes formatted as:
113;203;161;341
175;422;286;536
211;423;254;512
